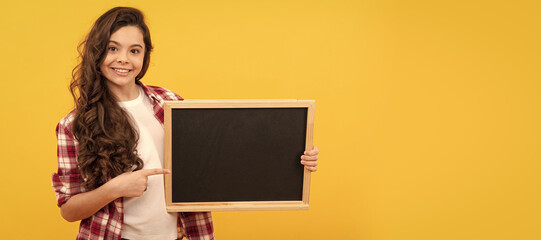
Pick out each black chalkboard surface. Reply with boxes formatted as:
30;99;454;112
164;100;315;212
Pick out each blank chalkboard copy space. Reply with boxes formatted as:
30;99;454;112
164;100;315;212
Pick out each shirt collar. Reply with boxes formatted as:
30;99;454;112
137;81;160;103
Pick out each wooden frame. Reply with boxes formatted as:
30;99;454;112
164;100;315;212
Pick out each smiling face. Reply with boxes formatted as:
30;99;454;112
100;25;145;100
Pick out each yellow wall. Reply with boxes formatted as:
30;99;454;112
1;0;540;239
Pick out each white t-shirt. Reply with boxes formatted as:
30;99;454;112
118;87;178;240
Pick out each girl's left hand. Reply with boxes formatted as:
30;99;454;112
301;146;319;172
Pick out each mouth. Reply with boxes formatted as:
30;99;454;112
112;68;132;73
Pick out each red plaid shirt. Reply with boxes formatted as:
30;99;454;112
52;83;214;240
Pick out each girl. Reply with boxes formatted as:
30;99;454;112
52;6;319;240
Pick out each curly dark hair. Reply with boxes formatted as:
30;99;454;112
69;7;153;190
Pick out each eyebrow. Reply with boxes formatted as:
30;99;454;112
108;40;144;49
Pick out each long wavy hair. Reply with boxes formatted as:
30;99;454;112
70;7;153;190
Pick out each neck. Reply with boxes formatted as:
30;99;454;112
108;82;140;101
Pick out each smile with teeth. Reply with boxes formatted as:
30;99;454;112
113;68;131;73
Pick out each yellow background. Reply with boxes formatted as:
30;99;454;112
1;0;540;239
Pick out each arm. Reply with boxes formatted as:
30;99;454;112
53;117;110;222
60;168;171;222
59;181;119;222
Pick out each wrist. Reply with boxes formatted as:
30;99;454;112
100;178;122;200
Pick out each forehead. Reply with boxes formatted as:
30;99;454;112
109;26;144;46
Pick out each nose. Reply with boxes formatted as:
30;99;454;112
116;51;129;63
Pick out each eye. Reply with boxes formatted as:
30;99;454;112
131;49;140;54
108;46;117;51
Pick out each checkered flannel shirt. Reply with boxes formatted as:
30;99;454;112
52;82;214;240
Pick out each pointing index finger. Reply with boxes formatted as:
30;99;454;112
139;168;171;176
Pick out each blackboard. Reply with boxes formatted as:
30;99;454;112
164;100;315;212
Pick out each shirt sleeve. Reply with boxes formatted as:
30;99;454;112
51;115;85;207
179;212;214;240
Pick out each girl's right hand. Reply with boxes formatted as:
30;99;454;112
109;168;171;198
